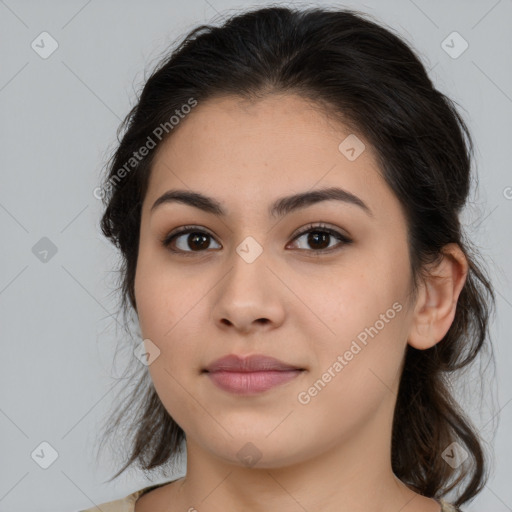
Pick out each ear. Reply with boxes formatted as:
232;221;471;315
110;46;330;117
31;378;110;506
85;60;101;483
408;243;468;350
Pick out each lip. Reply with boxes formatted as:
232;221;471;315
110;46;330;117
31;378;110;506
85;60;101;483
203;354;305;394
204;354;303;373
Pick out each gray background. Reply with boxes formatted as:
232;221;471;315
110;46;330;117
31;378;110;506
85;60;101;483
0;0;511;511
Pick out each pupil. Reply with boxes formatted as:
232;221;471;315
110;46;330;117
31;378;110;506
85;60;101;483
308;231;329;249
189;233;209;250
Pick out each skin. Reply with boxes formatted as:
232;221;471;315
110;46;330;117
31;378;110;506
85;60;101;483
133;94;468;512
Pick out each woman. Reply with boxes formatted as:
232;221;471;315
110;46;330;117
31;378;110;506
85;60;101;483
81;5;495;512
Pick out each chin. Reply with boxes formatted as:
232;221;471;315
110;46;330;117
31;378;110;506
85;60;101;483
202;432;316;470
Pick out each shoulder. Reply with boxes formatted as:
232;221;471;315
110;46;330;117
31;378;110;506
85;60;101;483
78;490;142;512
78;482;169;512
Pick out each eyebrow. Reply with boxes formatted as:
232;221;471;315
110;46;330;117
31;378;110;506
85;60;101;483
150;186;373;218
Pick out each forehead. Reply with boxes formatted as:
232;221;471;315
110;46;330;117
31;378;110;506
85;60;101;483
144;94;394;219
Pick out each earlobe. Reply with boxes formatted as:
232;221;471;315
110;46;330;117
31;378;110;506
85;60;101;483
408;243;468;351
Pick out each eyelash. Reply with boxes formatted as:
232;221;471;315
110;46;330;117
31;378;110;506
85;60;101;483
161;222;353;257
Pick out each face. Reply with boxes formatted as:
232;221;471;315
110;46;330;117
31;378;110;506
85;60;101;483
134;93;416;468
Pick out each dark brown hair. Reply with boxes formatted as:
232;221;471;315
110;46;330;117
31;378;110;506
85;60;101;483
95;6;496;508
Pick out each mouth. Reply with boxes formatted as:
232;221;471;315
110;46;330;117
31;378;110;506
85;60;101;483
202;354;306;395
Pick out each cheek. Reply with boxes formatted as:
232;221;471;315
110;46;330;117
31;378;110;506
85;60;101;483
134;275;169;339
291;229;410;329
295;304;407;439
298;266;404;343
134;253;209;368
135;272;205;428
134;250;195;340
295;253;410;394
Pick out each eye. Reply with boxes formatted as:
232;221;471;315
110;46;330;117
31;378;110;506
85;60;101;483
287;223;353;253
161;225;221;254
161;222;352;256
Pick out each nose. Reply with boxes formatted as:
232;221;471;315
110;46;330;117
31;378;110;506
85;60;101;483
211;247;286;335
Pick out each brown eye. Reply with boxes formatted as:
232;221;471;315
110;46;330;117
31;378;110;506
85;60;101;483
305;231;331;250
181;232;212;251
162;227;221;253
289;223;352;253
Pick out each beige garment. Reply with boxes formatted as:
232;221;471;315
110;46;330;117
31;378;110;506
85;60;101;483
78;483;163;512
79;483;460;512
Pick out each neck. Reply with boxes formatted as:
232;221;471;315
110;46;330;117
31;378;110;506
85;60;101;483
171;404;433;512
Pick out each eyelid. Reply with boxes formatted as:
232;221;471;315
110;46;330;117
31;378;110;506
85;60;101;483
289;222;351;241
163;224;215;241
160;224;219;249
286;222;353;253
